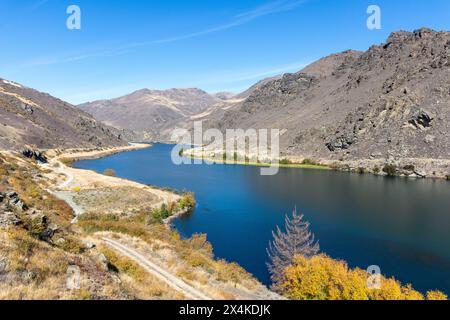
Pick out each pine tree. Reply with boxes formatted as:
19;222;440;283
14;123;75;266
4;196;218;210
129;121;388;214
267;208;320;290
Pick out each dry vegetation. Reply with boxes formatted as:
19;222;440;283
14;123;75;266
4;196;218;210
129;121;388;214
73;186;158;215
0;152;274;300
280;255;447;300
77;212;273;299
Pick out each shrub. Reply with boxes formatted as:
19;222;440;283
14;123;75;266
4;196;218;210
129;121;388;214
301;158;316;165
445;175;450;181
152;203;171;222
373;167;380;174
55;236;84;254
103;169;116;177
280;158;292;165
427;290;449;300
184;251;212;268
403;165;415;172
60;158;74;167
102;248;145;281
356;167;366;174
215;260;250;285
188;234;213;256
382;164;397;177
179;192;196;211
279;254;447;300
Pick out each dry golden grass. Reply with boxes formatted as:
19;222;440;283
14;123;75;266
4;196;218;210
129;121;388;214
0;152;271;300
100;247;185;300
73;186;158;214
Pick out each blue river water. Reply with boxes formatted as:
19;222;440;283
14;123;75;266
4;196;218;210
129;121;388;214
74;144;450;294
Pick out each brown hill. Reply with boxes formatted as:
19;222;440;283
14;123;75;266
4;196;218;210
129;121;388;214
0;79;129;150
203;28;450;176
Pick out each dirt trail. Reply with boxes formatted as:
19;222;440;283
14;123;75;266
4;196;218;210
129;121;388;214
102;237;212;300
43;144;179;222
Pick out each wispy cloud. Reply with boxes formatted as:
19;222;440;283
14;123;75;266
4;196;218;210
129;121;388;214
24;0;308;67
126;0;308;48
29;0;50;11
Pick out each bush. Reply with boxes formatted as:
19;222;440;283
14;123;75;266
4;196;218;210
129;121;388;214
152;203;171;222
403;165;415;172
301;158;316;165
427;290;449;300
280;158;292;165
60;158;74;167
102;248;145;281
356;167;366;174
382;164;397;177
103;169;116;177
55;236;84;254
279;254;447;300
373;167;380;174
179;192;196;210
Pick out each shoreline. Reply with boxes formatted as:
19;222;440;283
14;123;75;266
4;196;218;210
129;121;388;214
44;142;192;226
183;149;449;180
48;142;152;163
185;154;331;171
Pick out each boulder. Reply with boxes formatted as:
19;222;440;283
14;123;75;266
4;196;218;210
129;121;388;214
409;109;434;129
6;192;27;211
326;134;355;152
84;241;96;250
0;213;22;227
22;149;47;164
26;212;56;240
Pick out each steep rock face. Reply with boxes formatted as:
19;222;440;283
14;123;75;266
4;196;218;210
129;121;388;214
0;79;129;150
206;28;450;163
79;88;235;141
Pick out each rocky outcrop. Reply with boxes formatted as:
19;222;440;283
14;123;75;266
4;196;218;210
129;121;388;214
408;109;434;129
0;212;21;227
22;149;48;163
200;28;450;176
2;192;27;211
0;78;130;150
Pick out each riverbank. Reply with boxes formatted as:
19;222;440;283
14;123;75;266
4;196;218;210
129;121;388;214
52;143;450;298
183;147;449;179
43;143;180;218
184;153;331;171
46;143;151;164
37;145;281;300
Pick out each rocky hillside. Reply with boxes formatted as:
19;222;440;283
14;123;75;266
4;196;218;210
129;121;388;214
0;79;130;150
203;28;450;176
79;88;241;141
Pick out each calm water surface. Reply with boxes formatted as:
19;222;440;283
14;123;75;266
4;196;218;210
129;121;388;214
75;144;450;294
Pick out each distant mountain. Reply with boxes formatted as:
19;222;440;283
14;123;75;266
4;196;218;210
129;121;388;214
200;28;450;176
79;88;242;141
76;28;450;177
0;79;129;150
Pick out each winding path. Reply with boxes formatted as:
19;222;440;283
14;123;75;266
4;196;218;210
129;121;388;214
102;237;212;300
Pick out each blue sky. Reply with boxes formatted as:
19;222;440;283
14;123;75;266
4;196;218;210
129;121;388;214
1;0;450;104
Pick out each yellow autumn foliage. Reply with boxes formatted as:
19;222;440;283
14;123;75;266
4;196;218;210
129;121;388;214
280;255;447;300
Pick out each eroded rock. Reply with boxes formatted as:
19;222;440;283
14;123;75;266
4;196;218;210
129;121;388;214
409;109;434;129
22;149;48;163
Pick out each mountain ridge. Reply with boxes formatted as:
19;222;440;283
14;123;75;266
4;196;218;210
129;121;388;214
79;87;240;141
0;78;131;150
